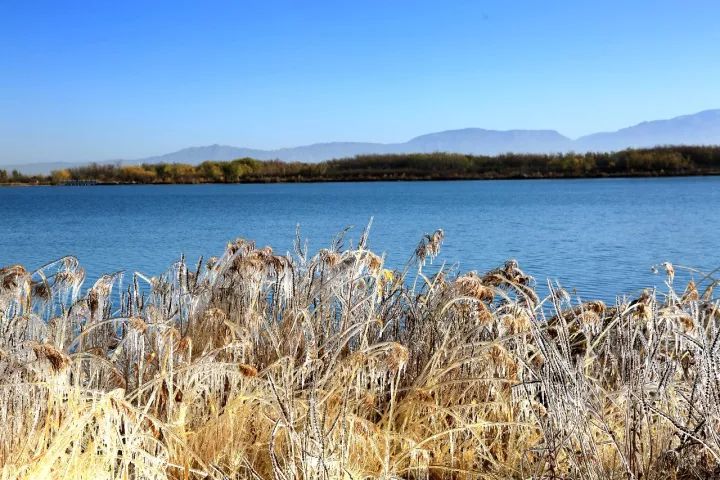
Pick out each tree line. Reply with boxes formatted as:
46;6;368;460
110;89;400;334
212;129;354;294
2;146;720;185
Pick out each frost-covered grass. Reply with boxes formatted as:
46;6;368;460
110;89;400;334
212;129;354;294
0;228;718;479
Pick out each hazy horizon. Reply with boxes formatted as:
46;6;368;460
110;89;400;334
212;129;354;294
2;0;720;164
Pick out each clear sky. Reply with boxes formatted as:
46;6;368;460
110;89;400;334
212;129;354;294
1;0;719;164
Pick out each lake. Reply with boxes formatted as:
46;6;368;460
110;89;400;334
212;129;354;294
1;177;718;301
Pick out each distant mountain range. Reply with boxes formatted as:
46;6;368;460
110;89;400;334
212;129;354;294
5;109;720;175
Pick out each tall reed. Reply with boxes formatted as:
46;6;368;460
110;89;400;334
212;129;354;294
0;230;717;479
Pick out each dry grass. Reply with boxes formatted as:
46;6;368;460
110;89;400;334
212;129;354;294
0;230;718;479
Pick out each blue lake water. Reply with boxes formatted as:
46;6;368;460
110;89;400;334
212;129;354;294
1;178;719;301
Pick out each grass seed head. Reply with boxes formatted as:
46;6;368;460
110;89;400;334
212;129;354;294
456;273;494;302
238;363;258;377
0;265;28;291
130;317;148;333
682;280;699;302
31;341;70;372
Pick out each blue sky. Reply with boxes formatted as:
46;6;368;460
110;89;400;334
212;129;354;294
1;0;719;164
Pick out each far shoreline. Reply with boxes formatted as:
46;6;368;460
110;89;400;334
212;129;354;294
2;171;720;188
3;146;720;186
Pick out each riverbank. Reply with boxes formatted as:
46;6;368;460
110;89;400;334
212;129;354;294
2;145;720;185
0;234;717;478
5;172;720;188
